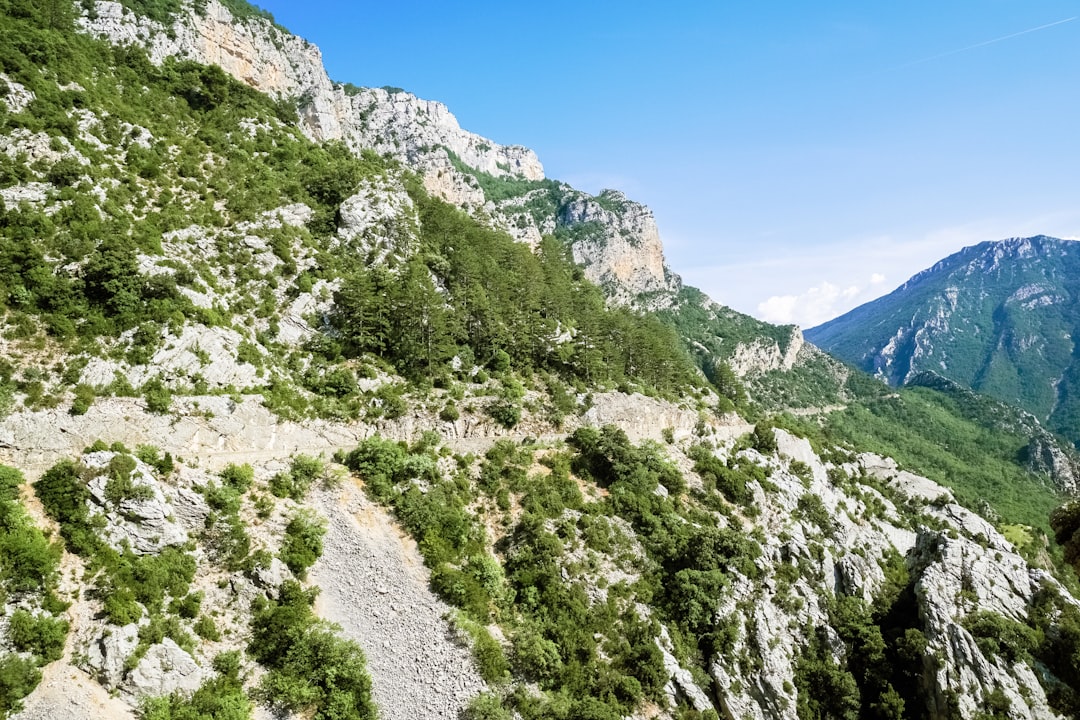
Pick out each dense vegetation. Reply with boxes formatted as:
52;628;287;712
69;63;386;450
342;427;776;718
806;236;1080;446
0;465;66;717
331;197;702;394
249;581;376;720
776;377;1064;534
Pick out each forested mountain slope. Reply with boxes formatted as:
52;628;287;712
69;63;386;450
807;236;1080;444
0;2;1079;720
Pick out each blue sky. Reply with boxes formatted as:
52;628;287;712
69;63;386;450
256;1;1080;327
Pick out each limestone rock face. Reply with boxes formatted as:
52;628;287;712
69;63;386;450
124;640;207;698
557;191;678;306
82;452;189;555
704;432;1069;720
729;327;805;377
77;0;689;310
79;0;542;182
337;174;420;266
85;624;140;688
80;1;328;108
337;88;544;181
911;528;1062;720
1025;433;1080;495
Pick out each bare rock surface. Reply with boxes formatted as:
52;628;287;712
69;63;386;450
124;639;207;699
10;664;135;720
82;451;189;554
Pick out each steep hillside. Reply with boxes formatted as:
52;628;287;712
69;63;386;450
1;2;1080;720
75;0;854;405
807;236;1080;443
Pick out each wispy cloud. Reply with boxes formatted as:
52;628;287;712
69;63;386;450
897;16;1076;69
757;273;888;328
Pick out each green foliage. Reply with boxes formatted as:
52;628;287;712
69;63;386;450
0;466;62;596
331;196;701;395
219;463;254;493
0;655;40;717
687;444;754;505
794;625;860;720
962;610;1038;665
142;377;172;414
7;610;67;663
1051;502;1080;576
249;581;376;720
36;456;195;626
815;385;1062;530
70;383;94;415
463;693;512;720
279;510;326;577
193;615;221;642
139;651;252;720
269;455;324;500
1030;585;1080;715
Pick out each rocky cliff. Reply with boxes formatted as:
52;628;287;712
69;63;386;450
78;0;683;305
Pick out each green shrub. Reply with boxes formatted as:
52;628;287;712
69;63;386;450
219;463;254;493
487;399;520;429
136;445;174;475
7;610;67;663
140;652;251;720
70;383;94;415
170;591;202;620
270;455;324;500
193;615;221;642
0;655;41;716
463;693;512;720
249;582;376;720
142;377;172;414
280;511;326;577
439;401;460;422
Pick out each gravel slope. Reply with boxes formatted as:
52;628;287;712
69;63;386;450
310;481;487;720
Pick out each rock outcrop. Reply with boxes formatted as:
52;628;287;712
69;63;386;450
81;451;189;555
704;430;1069;720
77;0;686;308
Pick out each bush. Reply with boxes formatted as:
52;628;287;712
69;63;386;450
219;463;254;493
439;401;460;422
142;377;172;414
487;399;520;429
7;610;67;663
140;653;251;720
249;582;376;720
280;511;326;577
270;455;324;500
70;383;94;415
193;615;221;641
0;655;41;716
463;693;512;720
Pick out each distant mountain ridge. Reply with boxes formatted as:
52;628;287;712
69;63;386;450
807;235;1080;442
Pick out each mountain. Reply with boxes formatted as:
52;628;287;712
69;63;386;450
807;235;1080;443
2;2;1080;720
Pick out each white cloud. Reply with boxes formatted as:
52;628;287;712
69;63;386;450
758;281;863;327
870;272;886;284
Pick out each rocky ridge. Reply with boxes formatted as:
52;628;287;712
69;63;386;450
77;0;682;306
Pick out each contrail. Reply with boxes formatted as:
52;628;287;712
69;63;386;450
898;16;1076;69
